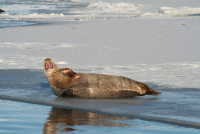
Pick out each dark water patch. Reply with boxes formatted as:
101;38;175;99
172;13;200;17
0;21;36;28
188;13;200;17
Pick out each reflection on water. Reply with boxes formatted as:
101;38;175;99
43;108;130;133
0;21;35;28
1;99;200;134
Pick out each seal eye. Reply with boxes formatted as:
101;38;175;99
45;61;53;69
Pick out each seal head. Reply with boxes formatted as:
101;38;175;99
44;58;59;77
44;58;66;96
44;58;78;97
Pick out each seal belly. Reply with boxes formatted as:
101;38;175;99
70;73;141;98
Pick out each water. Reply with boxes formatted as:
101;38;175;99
0;99;200;134
0;21;35;28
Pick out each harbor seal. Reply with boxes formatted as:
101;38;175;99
44;58;161;98
0;9;5;13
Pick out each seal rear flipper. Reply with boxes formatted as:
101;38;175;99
59;68;77;78
145;88;162;95
137;82;162;95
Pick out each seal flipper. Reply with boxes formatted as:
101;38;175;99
59;68;77;78
137;82;162;95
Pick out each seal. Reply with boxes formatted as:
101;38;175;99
44;58;161;98
0;9;5;13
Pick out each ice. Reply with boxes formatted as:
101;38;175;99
159;7;200;17
0;42;75;49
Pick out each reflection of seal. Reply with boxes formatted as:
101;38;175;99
44;58;161;98
0;9;5;13
43;108;130;133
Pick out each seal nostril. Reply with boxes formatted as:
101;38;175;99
45;61;53;69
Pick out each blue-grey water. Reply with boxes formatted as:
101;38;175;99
1;99;200;134
0;21;35;28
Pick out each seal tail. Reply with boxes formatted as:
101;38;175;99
138;82;162;95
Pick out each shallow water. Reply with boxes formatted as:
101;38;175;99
1;99;200;134
0;21;35;28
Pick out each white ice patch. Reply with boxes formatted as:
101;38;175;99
0;42;75;49
57;62;68;64
0;1;143;21
88;2;141;15
0;13;66;21
76;2;142;20
0;54;46;69
158;7;200;17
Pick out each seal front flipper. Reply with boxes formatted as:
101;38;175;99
59;68;77;78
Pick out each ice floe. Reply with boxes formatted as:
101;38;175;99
0;42;76;49
159;6;200;17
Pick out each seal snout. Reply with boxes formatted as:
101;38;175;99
45;60;53;70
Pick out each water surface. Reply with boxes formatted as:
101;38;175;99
1;100;200;134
